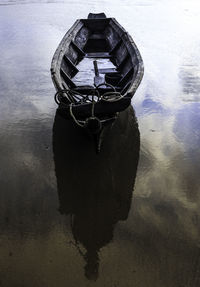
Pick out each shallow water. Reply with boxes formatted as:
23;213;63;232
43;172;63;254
0;1;200;286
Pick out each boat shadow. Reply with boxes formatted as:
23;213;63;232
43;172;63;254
52;105;140;281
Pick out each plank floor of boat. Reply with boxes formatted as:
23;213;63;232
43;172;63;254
73;57;116;87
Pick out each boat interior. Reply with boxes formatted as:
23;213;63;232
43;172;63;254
59;14;140;101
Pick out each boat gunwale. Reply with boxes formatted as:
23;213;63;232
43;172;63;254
51;19;83;90
50;17;144;103
109;18;144;97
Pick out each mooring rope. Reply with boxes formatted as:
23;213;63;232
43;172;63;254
54;83;123;128
69;104;85;127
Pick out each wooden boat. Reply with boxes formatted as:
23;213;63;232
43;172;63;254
51;13;143;151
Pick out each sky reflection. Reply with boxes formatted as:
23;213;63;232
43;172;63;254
0;0;200;286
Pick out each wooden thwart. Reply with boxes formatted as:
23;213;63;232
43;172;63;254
86;52;111;58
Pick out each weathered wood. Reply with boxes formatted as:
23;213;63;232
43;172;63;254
98;68;116;74
63;55;79;74
118;67;134;87
109;39;123;54
71;41;85;56
51;13;144;147
60;69;76;88
85;52;111;58
88;12;106;19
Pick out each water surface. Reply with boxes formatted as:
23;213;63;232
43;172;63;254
0;0;200;286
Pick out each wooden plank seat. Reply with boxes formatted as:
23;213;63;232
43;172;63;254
85;52;111;58
89;34;106;40
98;68;116;74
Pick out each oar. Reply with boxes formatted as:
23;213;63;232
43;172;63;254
93;60;104;87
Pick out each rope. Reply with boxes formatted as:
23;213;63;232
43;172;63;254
55;83;123;106
69;104;85;127
91;89;100;117
54;83;124;128
100;91;122;102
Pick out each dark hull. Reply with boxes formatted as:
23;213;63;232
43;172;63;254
51;13;144;119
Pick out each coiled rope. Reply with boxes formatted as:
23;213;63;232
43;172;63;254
54;83;123;128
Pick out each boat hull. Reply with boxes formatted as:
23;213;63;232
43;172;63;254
51;13;144;151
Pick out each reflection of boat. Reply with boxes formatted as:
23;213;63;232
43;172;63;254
53;105;140;281
51;13;143;151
